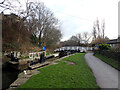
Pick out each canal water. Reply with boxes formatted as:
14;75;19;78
2;62;20;90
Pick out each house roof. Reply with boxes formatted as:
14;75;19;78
107;39;120;44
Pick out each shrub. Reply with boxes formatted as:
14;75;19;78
99;44;111;50
3;43;21;51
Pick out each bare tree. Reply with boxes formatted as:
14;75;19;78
92;22;97;40
0;0;31;43
101;19;105;38
33;2;60;47
76;33;82;46
0;0;6;4
82;32;91;44
92;18;106;44
2;0;62;50
96;18;101;37
20;1;62;47
0;0;22;13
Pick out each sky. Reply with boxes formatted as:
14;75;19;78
2;0;120;41
40;0;119;41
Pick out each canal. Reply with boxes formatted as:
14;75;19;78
2;62;20;90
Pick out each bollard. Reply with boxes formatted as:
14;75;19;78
11;52;14;61
40;53;44;63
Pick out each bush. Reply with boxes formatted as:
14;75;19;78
3;43;21;51
99;44;111;50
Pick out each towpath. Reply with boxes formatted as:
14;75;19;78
85;52;119;89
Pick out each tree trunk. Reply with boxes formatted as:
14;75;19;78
39;31;42;47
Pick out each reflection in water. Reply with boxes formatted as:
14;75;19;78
2;63;20;90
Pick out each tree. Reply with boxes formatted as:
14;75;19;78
101;19;105;38
92;18;107;44
2;1;62;51
82;32;91;45
92;22;97;40
0;0;22;13
36;3;59;47
24;2;61;47
76;33;82;46
62;35;78;46
62;32;91;47
69;36;79;46
2;13;32;51
42;28;62;49
96;18;101;37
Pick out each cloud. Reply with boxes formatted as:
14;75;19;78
4;0;119;41
34;0;120;40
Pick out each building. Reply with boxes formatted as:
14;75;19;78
107;36;120;48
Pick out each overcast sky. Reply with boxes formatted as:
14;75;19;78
39;0;119;41
3;0;119;41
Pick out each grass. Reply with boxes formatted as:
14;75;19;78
20;53;99;88
94;53;120;71
20;56;29;59
46;52;56;56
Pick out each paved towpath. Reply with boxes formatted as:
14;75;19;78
85;52;119;89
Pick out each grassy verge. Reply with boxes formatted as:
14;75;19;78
94;53;120;71
20;56;29;59
20;53;99;88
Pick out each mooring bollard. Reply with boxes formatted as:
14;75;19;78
24;70;27;75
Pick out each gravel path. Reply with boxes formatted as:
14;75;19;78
85;52;119;89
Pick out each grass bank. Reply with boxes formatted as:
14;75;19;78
94;53;120;71
20;53;99;88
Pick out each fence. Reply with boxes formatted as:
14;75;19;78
29;51;46;59
54;46;93;52
94;50;120;61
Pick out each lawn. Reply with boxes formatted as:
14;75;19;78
94;53;120;71
20;53;99;88
46;52;56;56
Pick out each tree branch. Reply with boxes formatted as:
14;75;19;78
0;0;6;4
